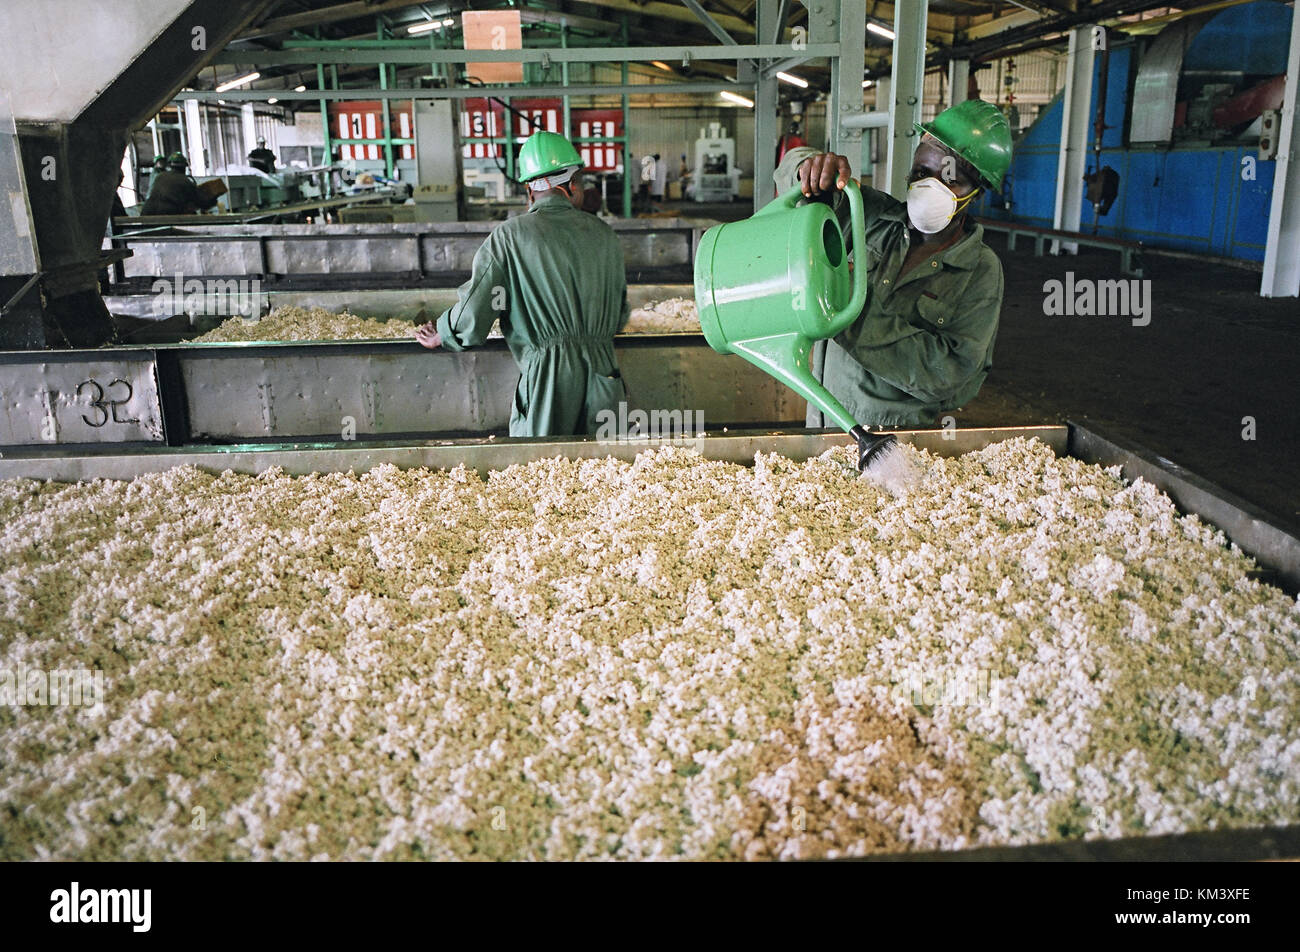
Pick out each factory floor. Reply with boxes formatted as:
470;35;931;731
954;244;1300;536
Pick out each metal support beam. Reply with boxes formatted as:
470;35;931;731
886;0;929;199
377;19;395;180
621;18;632;218
241;103;257;164
871;79;889;189
177;83;748;102
762;54;814;78
753;0;780;211
680;0;740;46
183;99;206;175
831;0;867;172
561;25;572;140
842;112;891;129
771;0;792;45
317;62;332;172
1261;5;1300;297
213;44;839;66
948;58;970;108
1052;26;1095;255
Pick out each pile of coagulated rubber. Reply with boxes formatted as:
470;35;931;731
1;439;1296;860
188;306;417;343
186;300;699;343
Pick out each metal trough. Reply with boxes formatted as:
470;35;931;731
107;218;710;290
0;334;797;448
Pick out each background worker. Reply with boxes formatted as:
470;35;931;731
773;99;1013;430
247;136;277;174
415;131;629;437
637;153;655;211
141;152;216;216
651;152;667;204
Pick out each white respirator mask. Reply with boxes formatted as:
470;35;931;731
906;176;977;234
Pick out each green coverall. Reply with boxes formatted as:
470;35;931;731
435;193;630;437
774;147;1004;428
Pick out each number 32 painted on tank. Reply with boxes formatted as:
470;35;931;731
76;378;140;427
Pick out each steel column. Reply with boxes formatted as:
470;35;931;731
887;0;928;200
1052;26;1095;255
870;78;889;190
317;63;332;169
948;58;970;108
183;99;205;174
753;0;780;211
621;17;631;218
561;25;571;140
1260;5;1300;297
830;0;867;176
241;103;257;164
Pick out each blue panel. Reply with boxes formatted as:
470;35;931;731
1213;151;1234;254
1021;93;1063;150
1009;150;1061;224
1184;1;1293;75
1119;152;1164;240
1230;152;1275;261
1156;151;1221;249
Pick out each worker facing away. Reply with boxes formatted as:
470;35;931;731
774;99;1013;429
248;136;276;174
141;153;216;216
651;153;667;202
415;131;630;438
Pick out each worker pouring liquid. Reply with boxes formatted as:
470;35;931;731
415;131;630;438
775;99;1013;429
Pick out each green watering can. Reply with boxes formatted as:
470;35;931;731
694;179;897;471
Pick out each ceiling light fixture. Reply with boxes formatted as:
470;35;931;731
215;71;260;92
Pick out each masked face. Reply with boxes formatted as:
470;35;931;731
906;176;978;234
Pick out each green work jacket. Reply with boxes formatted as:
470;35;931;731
435;194;630;437
775;147;1004;427
141;171;207;216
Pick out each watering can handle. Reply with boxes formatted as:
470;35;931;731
763;179;868;337
828;180;867;337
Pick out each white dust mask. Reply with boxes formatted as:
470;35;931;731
906;177;965;234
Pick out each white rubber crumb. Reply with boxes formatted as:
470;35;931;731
1;438;1296;860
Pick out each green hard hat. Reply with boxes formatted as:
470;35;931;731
915;99;1013;190
516;131;583;182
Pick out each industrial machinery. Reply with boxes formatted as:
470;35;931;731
0;0;275;349
1130;1;1291;146
692;122;738;202
694;180;898;474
